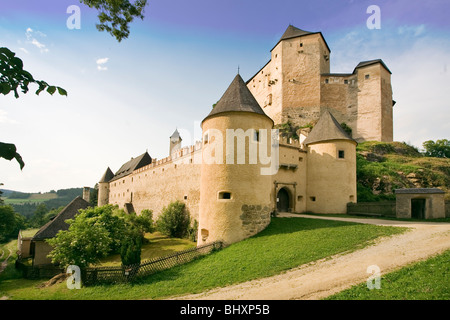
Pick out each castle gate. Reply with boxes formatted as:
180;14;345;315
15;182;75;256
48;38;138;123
277;188;290;212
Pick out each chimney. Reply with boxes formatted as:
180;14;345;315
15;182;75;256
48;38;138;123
83;187;90;203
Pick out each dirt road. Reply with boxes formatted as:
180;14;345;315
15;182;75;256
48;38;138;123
174;214;450;300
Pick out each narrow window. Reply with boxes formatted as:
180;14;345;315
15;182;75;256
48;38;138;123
184;195;188;200
204;133;209;144
310;196;316;202
344;79;348;84
338;150;345;159
325;79;329;84
300;43;303;47
219;192;232;200
253;130;260;142
365;74;370;80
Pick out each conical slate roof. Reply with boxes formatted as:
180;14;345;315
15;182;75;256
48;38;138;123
203;74;269;123
99;167;114;183
170;128;182;142
303;111;355;145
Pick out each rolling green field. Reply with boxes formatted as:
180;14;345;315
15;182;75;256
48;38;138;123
0;217;407;300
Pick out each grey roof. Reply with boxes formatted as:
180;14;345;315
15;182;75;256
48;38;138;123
170;129;182;142
203;74;270;123
110;152;152;182
271;25;331;52
354;59;392;74
395;188;445;194
280;25;314;40
32;196;90;241
303;111;355;145
99;167;114;183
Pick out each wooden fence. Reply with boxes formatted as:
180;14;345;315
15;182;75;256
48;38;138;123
16;241;223;286
15;259;64;280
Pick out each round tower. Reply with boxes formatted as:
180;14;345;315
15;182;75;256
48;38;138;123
303;111;357;213
198;74;274;246
98;167;114;207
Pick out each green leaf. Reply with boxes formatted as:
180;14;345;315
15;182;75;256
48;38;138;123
47;86;56;95
57;87;68;96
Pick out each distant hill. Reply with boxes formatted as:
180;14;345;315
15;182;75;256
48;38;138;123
2;187;96;218
357;141;450;201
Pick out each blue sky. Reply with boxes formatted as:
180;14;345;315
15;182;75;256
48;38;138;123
1;0;449;193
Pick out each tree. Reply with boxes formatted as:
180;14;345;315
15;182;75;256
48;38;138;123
120;228;142;267
80;0;148;42
0;205;26;243
136;209;155;234
79;205;127;253
156;201;191;239
46;215;112;268
423;139;450;158
30;203;48;228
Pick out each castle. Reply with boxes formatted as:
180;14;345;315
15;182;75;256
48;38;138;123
97;25;393;246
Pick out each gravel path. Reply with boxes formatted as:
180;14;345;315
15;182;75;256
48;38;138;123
173;214;450;300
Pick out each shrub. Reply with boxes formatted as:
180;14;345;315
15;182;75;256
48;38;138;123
120;229;142;267
137;209;155;234
156;201;191;238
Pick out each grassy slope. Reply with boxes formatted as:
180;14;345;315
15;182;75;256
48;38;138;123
99;232;196;267
0;217;406;300
357;141;450;201
326;249;450;300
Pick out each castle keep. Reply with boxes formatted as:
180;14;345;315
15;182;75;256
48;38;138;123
247;25;394;142
97;25;393;246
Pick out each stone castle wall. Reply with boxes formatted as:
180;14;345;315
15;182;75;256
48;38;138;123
108;142;202;221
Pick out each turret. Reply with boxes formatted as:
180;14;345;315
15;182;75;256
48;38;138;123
98;167;114;206
198;74;274;246
169;129;182;155
303;111;357;213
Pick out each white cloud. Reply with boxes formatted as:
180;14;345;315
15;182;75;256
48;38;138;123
96;57;109;65
96;57;109;71
25;27;49;53
19;47;29;54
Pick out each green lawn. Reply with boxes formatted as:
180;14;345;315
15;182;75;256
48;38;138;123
326;249;450;300
99;232;196;267
0;217;407;300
